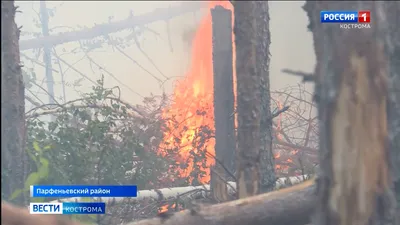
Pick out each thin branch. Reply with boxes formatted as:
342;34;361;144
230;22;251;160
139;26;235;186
25;88;46;106
26;104;138;120
25;95;41;107
79;43;145;99
109;39;164;84
30;80;60;105
271;106;290;119
52;48;67;102
273;139;317;155
25;96;145;119
210;167;237;195
281;69;315;82
20;52;59;73
51;52;98;86
206;152;237;183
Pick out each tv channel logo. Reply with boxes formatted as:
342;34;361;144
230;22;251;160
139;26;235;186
29;203;63;215
320;11;370;23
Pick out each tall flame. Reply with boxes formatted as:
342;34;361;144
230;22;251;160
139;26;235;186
159;1;234;184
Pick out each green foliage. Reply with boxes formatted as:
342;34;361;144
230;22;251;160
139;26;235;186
11;76;216;222
9;141;50;201
24;77;169;196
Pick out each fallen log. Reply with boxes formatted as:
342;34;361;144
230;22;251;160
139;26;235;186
130;180;315;225
48;175;309;204
1;179;316;225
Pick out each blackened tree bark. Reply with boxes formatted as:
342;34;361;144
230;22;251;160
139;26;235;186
1;0;27;204
382;2;400;211
211;5;236;202
304;1;398;224
257;2;275;193
234;1;274;197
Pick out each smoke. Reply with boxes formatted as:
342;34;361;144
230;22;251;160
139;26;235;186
15;1;315;106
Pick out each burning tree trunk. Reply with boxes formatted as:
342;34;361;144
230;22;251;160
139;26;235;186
383;1;400;209
1;0;27;204
210;6;236;202
234;1;274;198
304;1;398;224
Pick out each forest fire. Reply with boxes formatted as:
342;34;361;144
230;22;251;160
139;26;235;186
158;1;234;186
273;100;300;172
157;1;307;214
158;1;294;188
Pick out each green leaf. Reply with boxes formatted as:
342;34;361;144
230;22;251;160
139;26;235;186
33;141;41;152
39;157;49;167
24;172;40;189
37;159;49;180
9;189;23;200
43;145;52;150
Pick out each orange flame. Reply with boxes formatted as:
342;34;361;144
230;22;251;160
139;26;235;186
159;1;235;185
157;2;303;213
159;205;169;214
159;203;179;214
273;100;301;174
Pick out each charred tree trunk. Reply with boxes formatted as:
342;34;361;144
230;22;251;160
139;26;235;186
1;0;27;204
382;2;400;210
211;6;236;202
257;2;275;193
234;1;273;197
304;1;398;224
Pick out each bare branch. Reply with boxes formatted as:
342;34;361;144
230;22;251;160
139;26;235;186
271;106;289;119
25;95;41;107
281;69;315;82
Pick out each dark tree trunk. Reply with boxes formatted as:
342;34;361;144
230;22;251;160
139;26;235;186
257;2;275;193
304;1;398;224
211;5;236;202
1;0;27;204
382;2;400;212
234;1;274;198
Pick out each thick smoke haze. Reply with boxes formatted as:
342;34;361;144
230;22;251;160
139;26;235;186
15;1;315;108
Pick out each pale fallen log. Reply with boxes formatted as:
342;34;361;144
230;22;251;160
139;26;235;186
49;175;309;204
19;2;204;51
3;177;315;225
